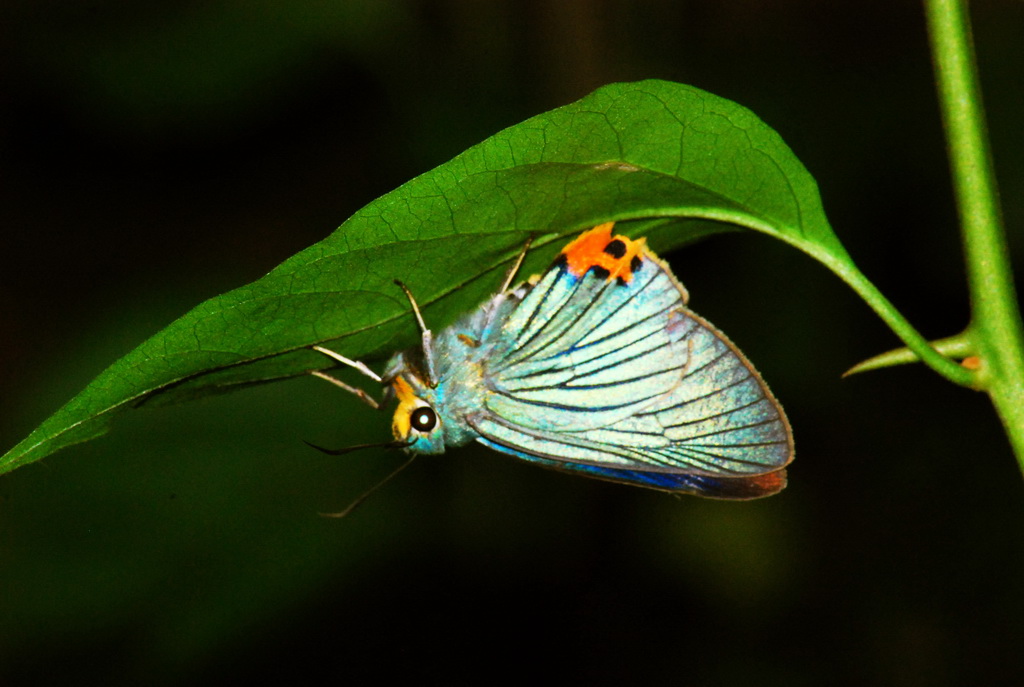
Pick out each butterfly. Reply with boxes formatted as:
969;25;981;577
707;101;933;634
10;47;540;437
310;222;793;500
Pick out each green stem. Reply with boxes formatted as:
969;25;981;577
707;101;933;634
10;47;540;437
824;254;974;386
991;386;1024;467
924;0;1024;466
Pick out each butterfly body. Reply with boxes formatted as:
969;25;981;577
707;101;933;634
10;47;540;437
326;223;793;499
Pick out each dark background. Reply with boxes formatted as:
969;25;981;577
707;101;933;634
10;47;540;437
2;1;1023;684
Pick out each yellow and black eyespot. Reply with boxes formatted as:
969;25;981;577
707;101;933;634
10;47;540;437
410;406;438;433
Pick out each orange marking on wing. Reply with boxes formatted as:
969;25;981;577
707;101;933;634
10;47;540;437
747;470;787;493
561;222;646;283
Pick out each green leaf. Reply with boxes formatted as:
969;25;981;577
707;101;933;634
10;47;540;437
1;79;851;474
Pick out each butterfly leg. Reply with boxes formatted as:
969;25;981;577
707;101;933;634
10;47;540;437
498;235;534;293
309;370;381;410
311;345;382;382
393;280;438;388
309;345;383;410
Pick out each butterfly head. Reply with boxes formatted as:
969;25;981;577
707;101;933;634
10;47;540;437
389;373;447;455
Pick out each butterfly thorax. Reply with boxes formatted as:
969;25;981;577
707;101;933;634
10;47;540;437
382;294;520;455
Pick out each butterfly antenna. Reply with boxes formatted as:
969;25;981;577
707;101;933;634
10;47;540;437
394;280;438;387
318;453;417;519
499;235;535;293
303;438;413;455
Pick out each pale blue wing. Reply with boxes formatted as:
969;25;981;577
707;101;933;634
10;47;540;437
474;250;792;497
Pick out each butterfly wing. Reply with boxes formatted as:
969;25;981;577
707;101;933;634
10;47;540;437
470;224;793;499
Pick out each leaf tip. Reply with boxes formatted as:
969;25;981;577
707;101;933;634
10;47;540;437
842;347;922;378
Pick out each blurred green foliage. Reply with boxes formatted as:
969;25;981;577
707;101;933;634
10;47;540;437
1;1;1022;685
